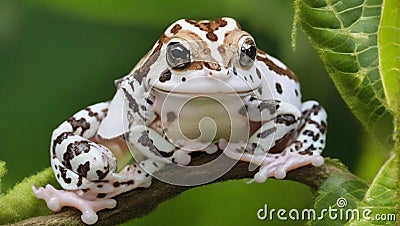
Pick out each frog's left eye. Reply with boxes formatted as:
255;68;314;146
239;37;257;67
166;41;191;69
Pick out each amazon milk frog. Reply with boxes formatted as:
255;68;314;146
33;17;327;224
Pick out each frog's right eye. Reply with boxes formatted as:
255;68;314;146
166;41;191;69
238;36;256;68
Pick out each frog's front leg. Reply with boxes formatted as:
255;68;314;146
128;125;218;166
246;98;302;154
221;98;302;159
252;101;327;182
32;102;163;225
220;98;300;171
220;99;327;183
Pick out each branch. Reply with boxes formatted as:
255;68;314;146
13;154;353;225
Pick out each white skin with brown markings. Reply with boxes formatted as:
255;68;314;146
33;17;327;224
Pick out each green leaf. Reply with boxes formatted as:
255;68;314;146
307;152;398;226
346;152;398;225
0;167;57;224
296;0;385;132
309;159;369;226
379;0;400;115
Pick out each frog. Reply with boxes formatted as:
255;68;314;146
33;17;327;224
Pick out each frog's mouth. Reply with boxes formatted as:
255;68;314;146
151;85;253;97
149;66;260;95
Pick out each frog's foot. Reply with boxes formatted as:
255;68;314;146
252;152;324;183
33;159;163;225
219;138;274;169
219;139;324;183
175;139;219;155
32;184;116;225
172;139;219;165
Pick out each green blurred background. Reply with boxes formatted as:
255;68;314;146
0;1;389;225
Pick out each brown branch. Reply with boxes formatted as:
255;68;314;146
13;154;353;226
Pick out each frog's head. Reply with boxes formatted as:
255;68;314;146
130;17;263;94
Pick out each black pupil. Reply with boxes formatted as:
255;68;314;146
245;45;256;59
171;47;187;59
239;39;256;67
168;42;190;68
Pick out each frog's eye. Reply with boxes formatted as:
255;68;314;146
239;37;257;67
166;41;191;69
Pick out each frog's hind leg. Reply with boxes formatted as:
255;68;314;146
33;102;163;224
253;100;327;183
32;159;161;225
